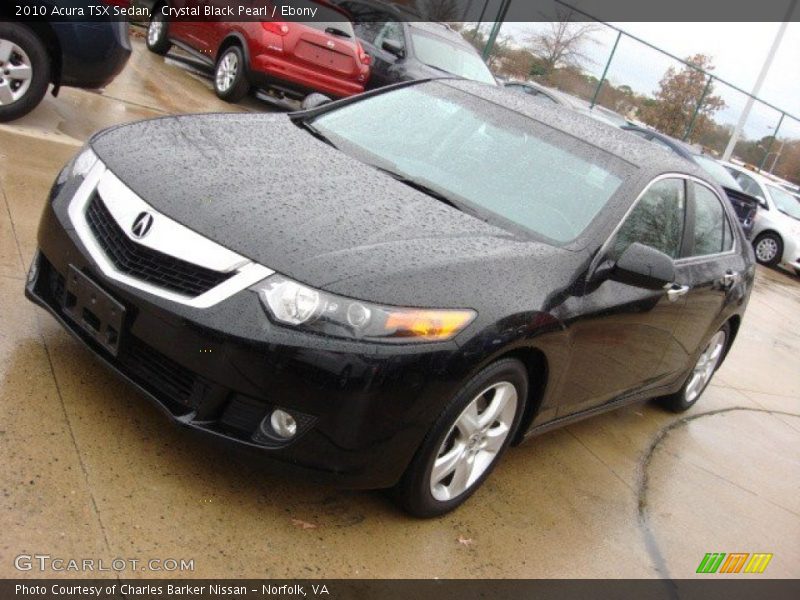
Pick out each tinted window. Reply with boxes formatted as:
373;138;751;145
375;21;404;48
692;184;730;255
409;31;496;84
312;83;627;244
338;2;385;43
612;178;686;259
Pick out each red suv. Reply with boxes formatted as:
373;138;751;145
146;0;371;101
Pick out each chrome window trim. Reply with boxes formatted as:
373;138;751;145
675;176;738;264
67;160;274;309
591;173;737;276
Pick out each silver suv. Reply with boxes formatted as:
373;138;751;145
723;162;800;276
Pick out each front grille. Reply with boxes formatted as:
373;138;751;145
120;337;198;409
85;194;233;297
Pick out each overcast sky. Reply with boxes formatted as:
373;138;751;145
500;21;800;140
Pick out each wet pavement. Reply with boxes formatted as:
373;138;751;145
1;38;799;579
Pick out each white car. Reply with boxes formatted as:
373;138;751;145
724;162;800;275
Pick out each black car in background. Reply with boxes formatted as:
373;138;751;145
1;2;131;121
333;0;496;88
27;79;753;516
622;125;759;238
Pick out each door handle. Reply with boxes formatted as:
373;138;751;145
722;271;739;288
664;283;690;302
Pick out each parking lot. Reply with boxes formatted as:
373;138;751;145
1;38;799;578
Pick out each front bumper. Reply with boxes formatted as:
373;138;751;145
25;180;465;489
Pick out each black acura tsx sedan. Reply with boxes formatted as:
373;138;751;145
26;79;754;516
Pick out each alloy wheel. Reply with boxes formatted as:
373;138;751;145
216;52;238;93
685;330;726;404
429;381;518;501
755;237;779;263
0;39;33;106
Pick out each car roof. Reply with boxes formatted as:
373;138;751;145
440;79;703;176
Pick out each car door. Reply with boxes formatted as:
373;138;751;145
557;177;690;417
668;180;747;372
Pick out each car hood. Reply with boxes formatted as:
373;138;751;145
90;113;579;308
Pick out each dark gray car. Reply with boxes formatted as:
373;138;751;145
333;0;496;88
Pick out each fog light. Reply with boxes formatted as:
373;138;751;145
269;409;297;439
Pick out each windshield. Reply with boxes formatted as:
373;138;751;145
767;185;800;220
409;30;497;85
694;155;743;191
310;83;627;244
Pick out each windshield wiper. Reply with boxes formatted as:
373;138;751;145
298;120;338;149
371;165;468;213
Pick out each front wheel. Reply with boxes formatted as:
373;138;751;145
659;323;729;413
753;232;783;267
395;359;528;517
0;24;51;122
214;46;249;102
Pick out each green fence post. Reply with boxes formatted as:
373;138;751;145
683;75;713;141
471;0;491;42
590;30;621;109
758;112;785;171
482;0;511;61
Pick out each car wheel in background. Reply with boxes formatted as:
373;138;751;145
395;358;528;517
214;46;250;102
146;11;172;56
0;24;51;123
752;232;783;267
659;323;729;413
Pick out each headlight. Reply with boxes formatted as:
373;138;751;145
56;147;98;185
254;275;476;342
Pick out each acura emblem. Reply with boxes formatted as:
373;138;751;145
327;40;335;49
131;212;154;239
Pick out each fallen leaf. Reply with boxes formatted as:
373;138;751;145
458;536;474;546
291;518;318;530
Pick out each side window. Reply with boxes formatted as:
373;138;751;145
731;171;766;203
612;178;686;259
375;20;404;49
341;4;385;44
692;184;733;256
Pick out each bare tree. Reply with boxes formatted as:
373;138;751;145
527;12;600;77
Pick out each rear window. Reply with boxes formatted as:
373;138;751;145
409;30;496;85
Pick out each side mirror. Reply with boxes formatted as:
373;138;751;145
611;242;675;290
301;93;332;111
382;39;405;58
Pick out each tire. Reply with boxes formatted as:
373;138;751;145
395;358;528;517
0;24;51;123
658;323;730;413
214;46;250;102
146;11;172;56
752;232;783;267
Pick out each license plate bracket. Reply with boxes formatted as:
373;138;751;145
63;265;126;356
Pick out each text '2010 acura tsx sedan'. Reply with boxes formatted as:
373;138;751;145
26;79;754;516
